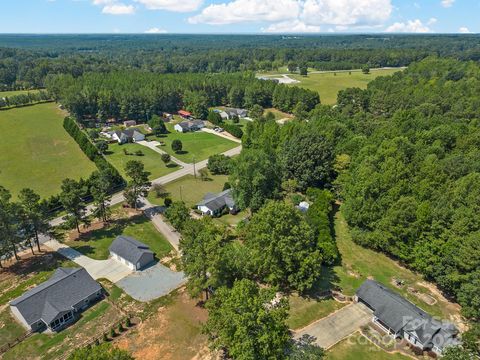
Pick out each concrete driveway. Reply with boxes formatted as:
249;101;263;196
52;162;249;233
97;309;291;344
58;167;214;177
44;239;132;283
295;302;372;349
116;262;186;302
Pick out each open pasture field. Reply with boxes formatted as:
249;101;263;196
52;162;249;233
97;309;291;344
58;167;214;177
288;68;402;104
0;89;40;97
0;103;96;198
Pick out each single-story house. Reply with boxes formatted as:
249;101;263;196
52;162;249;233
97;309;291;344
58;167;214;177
110;129;145;144
109;236;155;271
162;112;173;121
10;268;103;332
178;110;192;119
355;280;460;355
123;120;137;127
174;120;205;133
218;110;229;120
225;108;248;118
197;189;237;216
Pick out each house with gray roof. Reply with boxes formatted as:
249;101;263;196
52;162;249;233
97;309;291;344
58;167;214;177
225;108;248;118
110;128;145;144
10;267;103;332
109;236;155;271
355;280;460;355
174;120;205;133
196;189;237;216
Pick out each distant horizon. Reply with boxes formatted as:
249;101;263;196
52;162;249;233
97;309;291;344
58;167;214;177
0;0;477;35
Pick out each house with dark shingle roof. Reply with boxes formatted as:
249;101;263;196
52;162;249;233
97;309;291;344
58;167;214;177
196;189;237;216
10;268;103;332
109;236;154;271
355;280;460;355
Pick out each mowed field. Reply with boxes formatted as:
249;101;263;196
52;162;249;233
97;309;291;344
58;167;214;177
258;68;403;105
0;89;40;97
0;103;96;198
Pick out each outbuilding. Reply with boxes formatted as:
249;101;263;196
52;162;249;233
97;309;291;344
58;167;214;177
109;236;155;271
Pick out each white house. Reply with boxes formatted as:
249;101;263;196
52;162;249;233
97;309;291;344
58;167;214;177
110;129;145;144
197;189;237;216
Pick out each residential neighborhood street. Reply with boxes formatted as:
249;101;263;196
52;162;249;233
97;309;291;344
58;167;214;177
294;302;372;349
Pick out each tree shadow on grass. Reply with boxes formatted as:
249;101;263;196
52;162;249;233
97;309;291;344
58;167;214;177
301;266;341;301
166;163;178;168
175;150;188;155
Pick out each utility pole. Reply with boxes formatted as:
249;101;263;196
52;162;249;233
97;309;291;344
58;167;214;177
180;185;183;202
193;156;196;178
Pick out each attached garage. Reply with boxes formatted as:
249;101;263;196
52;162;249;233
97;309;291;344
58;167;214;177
109;236;155;271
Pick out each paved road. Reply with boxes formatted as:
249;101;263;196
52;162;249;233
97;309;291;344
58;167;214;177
294;302;372;349
49;145;242;227
44;239;132;283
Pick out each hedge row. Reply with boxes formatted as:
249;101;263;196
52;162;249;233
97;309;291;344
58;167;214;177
223;123;243;139
63;116;124;186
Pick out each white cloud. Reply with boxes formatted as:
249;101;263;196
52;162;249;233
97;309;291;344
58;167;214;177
385;19;431;33
135;0;203;12
102;3;135;14
300;0;392;27
427;17;437;25
145;27;168;33
441;0;454;7
459;26;471;33
189;0;299;25
189;0;392;29
263;20;321;33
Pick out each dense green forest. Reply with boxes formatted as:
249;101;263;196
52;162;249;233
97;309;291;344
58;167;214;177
46;72;319;120
1;34;480;89
236;57;480;325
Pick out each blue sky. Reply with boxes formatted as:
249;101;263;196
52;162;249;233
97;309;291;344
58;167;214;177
0;0;477;34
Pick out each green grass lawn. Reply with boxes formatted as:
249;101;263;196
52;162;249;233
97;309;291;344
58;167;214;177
104;142;179;180
327;333;409;360
64;212;173;260
0;89;40;97
287;296;345;330
263;108;294;120
0;102;97;198
155;124;238;164
288;68;402;105
148;174;229;208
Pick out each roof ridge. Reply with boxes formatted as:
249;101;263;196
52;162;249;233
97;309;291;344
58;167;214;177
10;268;82;305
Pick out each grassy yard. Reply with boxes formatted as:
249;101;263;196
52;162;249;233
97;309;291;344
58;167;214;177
0;89;40;97
327;333;410;360
154;123;238;164
64;210;173;260
148;174;229;208
263;108;293;120
321;209;461;321
287;295;345;330
288;68;402;105
104;142;179;180
0;102;96;198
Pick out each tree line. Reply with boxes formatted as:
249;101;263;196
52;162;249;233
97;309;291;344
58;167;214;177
1;34;480;89
0;90;51;109
45;71;319;121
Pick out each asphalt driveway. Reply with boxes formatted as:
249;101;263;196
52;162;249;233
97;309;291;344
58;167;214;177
294;302;372;349
116;262;186;302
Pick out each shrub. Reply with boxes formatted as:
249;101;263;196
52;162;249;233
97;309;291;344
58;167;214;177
110;328;116;338
223;123;243;138
135;150;144;156
164;197;172;207
125;317;131;327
